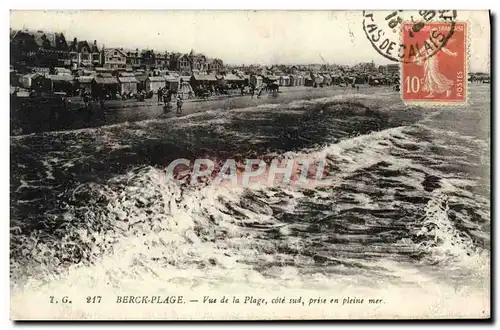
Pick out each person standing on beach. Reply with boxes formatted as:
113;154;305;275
176;95;184;114
82;89;90;109
99;96;106;120
158;87;163;104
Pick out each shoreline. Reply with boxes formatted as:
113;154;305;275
11;86;396;136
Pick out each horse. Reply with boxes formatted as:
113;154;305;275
267;82;279;94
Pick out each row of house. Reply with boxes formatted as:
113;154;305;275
10;28;225;74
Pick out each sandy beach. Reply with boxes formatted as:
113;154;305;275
12;85;396;135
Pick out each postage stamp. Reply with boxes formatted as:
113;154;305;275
401;21;468;105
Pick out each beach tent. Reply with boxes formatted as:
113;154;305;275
178;81;194;99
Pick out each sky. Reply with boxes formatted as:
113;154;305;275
10;10;491;71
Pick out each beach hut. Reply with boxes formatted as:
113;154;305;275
304;76;314;87
223;74;245;83
31;75;52;93
165;76;180;93
180;76;192;83
47;74;75;94
221;74;245;89
292;75;300;86
166;71;179;78
30;67;50;75
145;76;166;94
54;67;72;76
134;72;148;91
95;67;113;74
20;73;41;89
92;74;119;99
76;76;94;94
190;74;218;88
82;70;96;76
279;75;290;87
118;76;139;94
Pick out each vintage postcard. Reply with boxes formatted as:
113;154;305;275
9;10;491;320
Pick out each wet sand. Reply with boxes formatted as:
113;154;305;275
12;86;396;135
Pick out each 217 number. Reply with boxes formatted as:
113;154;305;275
405;76;424;93
86;296;102;303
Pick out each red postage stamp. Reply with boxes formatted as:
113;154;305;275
401;21;467;105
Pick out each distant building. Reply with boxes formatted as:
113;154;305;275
206;58;224;73
169;53;191;75
10;29;70;69
154;51;169;70
124;48;142;69
354;61;377;73
139;49;169;70
386;64;400;75
189;51;208;72
379;64;400;75
68;38;101;69
102;48;127;70
167;50;224;74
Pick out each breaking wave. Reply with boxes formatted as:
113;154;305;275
10;91;490;318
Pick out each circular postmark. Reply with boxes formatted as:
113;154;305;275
362;10;457;63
